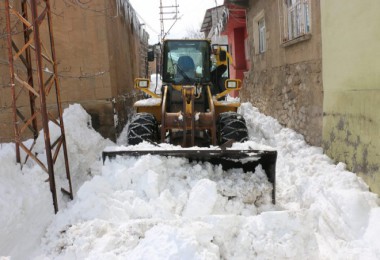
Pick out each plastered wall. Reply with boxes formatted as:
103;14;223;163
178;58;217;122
321;0;380;193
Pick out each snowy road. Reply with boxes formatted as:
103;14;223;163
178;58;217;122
1;103;379;259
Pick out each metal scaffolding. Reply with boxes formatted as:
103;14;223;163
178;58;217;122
4;0;73;213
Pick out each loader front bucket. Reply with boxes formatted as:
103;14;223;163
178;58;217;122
102;148;277;204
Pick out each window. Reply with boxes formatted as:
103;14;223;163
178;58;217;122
284;0;310;42
252;10;265;55
211;45;230;78
258;18;266;53
163;40;211;84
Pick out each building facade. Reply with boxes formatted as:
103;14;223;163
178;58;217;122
242;0;323;146
202;3;249;97
219;0;380;193
0;0;149;142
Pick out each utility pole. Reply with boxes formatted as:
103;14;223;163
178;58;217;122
159;0;180;41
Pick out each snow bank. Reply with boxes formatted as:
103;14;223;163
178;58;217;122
240;103;380;258
0;104;112;259
37;154;272;258
56;104;114;193
1;102;379;259
0;143;52;258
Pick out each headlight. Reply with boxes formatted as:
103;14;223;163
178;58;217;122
225;79;240;89
135;78;150;89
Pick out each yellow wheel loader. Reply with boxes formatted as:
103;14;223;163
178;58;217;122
103;39;277;203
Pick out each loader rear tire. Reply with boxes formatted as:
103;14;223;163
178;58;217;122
127;113;158;145
217;112;249;144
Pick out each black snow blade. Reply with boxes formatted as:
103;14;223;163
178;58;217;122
102;149;277;204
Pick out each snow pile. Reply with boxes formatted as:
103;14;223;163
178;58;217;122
149;73;162;94
134;97;161;106
0;143;52;258
0;104;112;259
241;103;380;258
0;102;379;259
37;155;272;258
21;104;113;195
52;104;114;192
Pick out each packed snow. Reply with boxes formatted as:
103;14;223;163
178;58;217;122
149;74;162;95
134;98;161;107
1;103;379;259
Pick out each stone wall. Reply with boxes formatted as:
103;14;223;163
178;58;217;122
0;0;148;142
242;0;323;146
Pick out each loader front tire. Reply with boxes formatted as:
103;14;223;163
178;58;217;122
217;112;249;144
127;113;158;145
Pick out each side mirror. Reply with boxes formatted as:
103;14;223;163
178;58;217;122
224;79;241;89
148;51;155;62
135;78;150;89
219;50;227;62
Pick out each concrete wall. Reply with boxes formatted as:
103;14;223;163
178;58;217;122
242;0;323;146
321;0;380;193
0;0;147;142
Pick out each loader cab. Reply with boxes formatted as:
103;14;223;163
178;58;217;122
210;44;231;94
211;44;230;78
162;40;211;85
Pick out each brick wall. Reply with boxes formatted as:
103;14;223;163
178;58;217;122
0;0;148;142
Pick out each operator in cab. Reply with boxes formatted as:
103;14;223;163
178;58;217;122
210;46;233;94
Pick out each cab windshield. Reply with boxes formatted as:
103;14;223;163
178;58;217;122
163;40;211;84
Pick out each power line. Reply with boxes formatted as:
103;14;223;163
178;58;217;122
133;8;160;35
159;0;180;41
